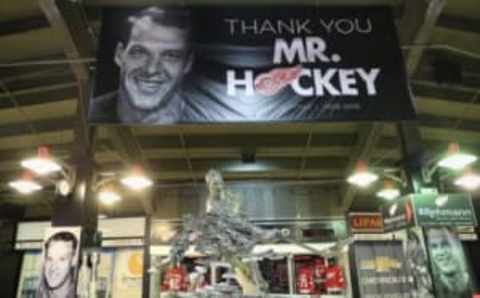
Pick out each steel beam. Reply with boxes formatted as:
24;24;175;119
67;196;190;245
401;0;447;77
0;16;49;36
40;0;97;231
39;0;93;81
106;127;155;214
41;0;155;219
83;0;397;6
339;0;446;211
397;0;446;194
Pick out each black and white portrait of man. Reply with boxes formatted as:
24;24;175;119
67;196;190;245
90;6;414;125
36;227;81;298
90;6;193;124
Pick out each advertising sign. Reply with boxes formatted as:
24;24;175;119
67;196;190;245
112;249;144;298
90;5;414;125
425;227;477;298
412;194;477;227
348;212;384;234
383;194;477;231
382;195;415;232
351;241;411;298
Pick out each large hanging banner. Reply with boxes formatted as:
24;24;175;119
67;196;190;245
425;227;478;298
90;5;414;125
351;241;411;298
36;227;81;298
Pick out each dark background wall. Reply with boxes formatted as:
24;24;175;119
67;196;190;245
0;220;23;298
0;204;25;298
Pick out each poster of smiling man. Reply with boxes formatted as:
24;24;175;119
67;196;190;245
36;227;81;298
90;5;414;125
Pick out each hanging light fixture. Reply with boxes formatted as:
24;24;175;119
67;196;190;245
347;160;378;188
438;143;477;171
21;146;62;175
9;171;43;194
121;165;153;191
376;180;401;200
98;188;121;205
454;169;480;190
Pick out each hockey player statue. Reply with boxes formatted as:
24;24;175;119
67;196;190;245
165;169;285;296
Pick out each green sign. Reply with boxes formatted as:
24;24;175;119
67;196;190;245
412;194;477;227
382;196;415;232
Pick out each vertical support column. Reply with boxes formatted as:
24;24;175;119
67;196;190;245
397;121;433;193
397;123;440;298
51;79;97;232
287;254;295;295
40;0;98;236
396;0;445;194
143;216;152;298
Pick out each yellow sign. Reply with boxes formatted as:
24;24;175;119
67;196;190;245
127;252;143;276
360;257;401;272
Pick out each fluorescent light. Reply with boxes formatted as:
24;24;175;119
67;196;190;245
438;153;477;171
21;146;62;175
121;175;153;191
347;172;378;188
454;172;480;190
121;165;153;190
9;179;42;194
98;190;121;205
347;160;378;188
21;157;61;175
376;188;400;201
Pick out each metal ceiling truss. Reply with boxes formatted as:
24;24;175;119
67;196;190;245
339;0;446;211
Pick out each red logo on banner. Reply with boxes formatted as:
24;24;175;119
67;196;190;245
404;200;413;224
255;65;302;96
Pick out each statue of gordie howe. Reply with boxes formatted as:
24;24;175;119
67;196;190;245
165;169;285;296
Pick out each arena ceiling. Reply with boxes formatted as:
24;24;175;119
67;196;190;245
0;0;479;219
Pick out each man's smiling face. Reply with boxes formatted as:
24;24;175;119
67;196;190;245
44;240;74;289
428;229;458;275
115;16;191;111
